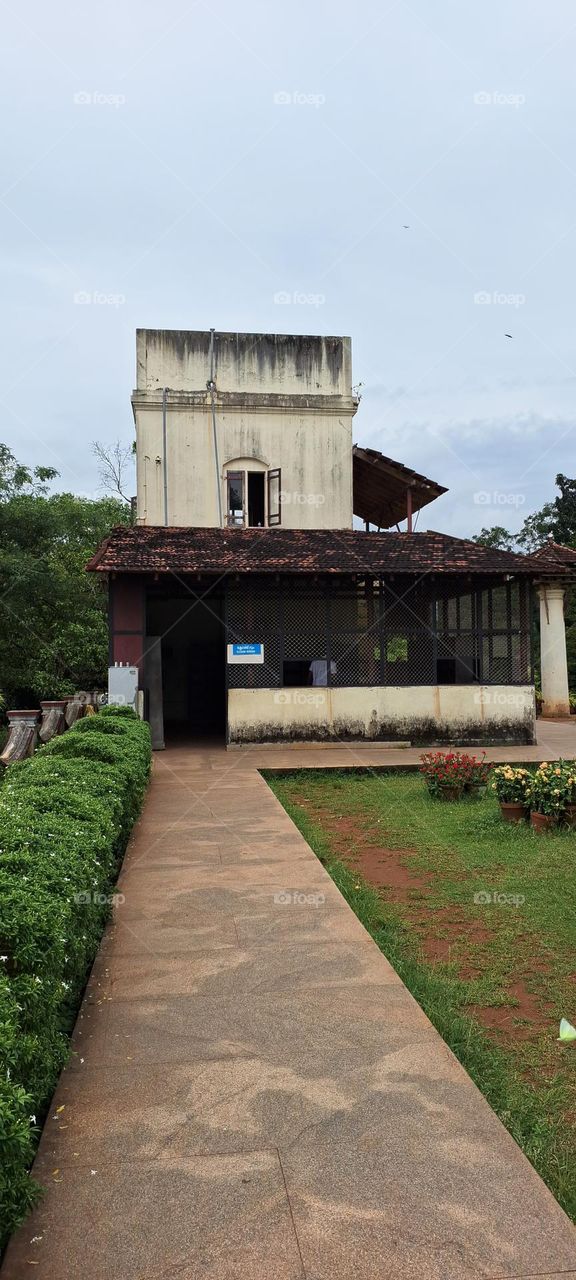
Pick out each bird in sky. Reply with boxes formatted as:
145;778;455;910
505;333;513;339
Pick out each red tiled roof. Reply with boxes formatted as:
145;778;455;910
86;525;558;577
352;445;447;528
527;540;576;566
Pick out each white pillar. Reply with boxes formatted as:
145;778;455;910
538;582;570;716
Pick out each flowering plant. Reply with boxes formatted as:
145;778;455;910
492;766;532;805
420;750;492;797
530;761;571;817
561;762;576;805
419;750;469;795
462;752;492;787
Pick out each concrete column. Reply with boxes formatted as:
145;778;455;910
538;582;570;716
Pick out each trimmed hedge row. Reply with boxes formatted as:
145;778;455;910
0;707;151;1247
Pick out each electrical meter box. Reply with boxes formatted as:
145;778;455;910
108;664;139;712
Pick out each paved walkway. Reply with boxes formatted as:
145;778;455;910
3;724;576;1279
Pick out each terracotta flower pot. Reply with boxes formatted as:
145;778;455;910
530;811;557;833
500;801;526;823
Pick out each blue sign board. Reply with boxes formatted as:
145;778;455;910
227;642;265;665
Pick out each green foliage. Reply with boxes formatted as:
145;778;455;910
566;620;576;692
545;474;576;547
530;761;574;817
0;708;151;1247
472;525;518;551
491;764;533;805
0;444;58;500
0;445;130;705
42;719;149;835
472;474;576;555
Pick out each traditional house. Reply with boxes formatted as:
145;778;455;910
87;329;573;748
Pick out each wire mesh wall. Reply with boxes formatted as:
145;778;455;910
225;575;533;688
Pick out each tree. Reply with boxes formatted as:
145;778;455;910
0;447;130;706
515;506;556;552
0;443;58;499
515;475;576;551
92;440;135;505
472;525;517;551
549;474;576;546
472;476;576;554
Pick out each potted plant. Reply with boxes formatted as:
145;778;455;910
419;750;467;800
530;762;568;832
492;766;532;822
563;766;576;827
462;751;491;797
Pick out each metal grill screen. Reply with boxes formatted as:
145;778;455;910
225;575;532;689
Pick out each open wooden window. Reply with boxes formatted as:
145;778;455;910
225;465;281;527
226;471;244;526
267;468;281;526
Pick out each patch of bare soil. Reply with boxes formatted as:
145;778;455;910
408;905;496;966
298;800;432;900
467;980;550;1043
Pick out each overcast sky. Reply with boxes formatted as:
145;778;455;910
2;0;575;536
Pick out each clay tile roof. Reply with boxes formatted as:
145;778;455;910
352;445;447;528
86;525;552;577
527;539;576;567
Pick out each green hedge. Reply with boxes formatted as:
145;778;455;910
0;706;151;1248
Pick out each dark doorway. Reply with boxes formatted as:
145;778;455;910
146;586;226;739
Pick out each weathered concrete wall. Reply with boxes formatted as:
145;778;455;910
136;329;351;396
227;685;536;745
134;403;352;528
132;330;355;529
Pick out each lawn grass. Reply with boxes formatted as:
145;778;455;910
265;767;576;1221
